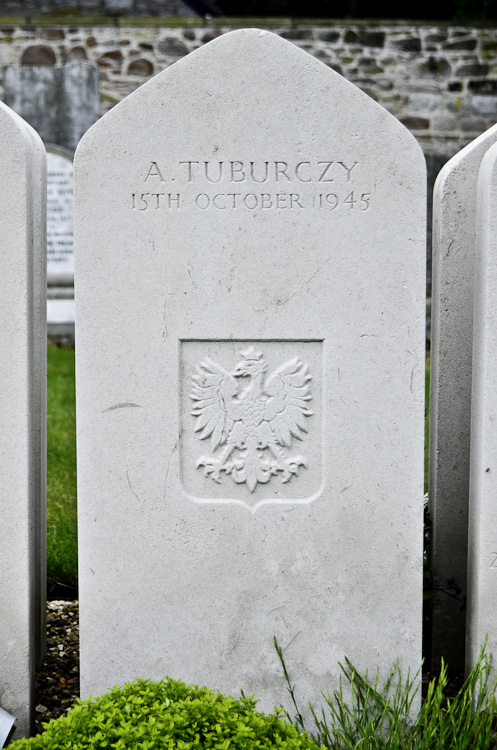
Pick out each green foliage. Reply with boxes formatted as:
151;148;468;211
10;678;321;750
275;638;497;749
47;345;77;585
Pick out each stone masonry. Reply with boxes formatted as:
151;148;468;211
0;21;497;158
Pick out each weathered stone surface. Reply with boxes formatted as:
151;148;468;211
68;46;89;61
431;112;458;130
400;115;430;129
279;29;313;40
430;123;497;674
471;95;497;116
75;28;425;715
317;30;340;43
39;27;65;40
3;62;99;151
391;37;422;52
461;116;488;132
443;38;477;51
425;32;448;43
0;101;46;740
409;92;441;111
97;49;123;66
469;79;497;94
358;30;385;47
201;30;222;44
467;139;497;681
127;57;154;75
358;56;383;73
158;36;189;56
456;63;489;77
416;57;451;78
20;44;56;65
344;29;358;43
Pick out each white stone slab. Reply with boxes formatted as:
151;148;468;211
0;102;46;739
429;124;497;674
22;118;48;670
47;299;76;324
47;147;74;285
75;29;426;713
466;140;497;678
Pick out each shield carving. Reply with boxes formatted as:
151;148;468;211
181;340;323;510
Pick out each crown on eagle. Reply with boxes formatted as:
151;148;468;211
239;346;263;362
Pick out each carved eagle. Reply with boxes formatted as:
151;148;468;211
190;346;313;492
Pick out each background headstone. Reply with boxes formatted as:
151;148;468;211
3;62;99;152
75;29;426;714
46;145;75;340
47;146;74;284
0;101;46;740
466;140;497;679
429;124;497;674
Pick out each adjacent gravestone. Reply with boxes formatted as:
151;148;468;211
466;140;497;679
25;119;48;670
3;62;99;152
0;101;46;740
47;146;74;284
429;124;497;674
46;146;75;340
75;29;426;713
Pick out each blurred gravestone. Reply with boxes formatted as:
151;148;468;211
46;146;75;340
0;101;46;740
3;62;99;152
75;29;426;714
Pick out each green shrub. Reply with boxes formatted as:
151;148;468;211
10;678;322;750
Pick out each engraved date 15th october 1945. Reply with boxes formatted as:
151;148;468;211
131;190;372;212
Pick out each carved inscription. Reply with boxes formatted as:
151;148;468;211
47;152;74;275
489;552;497;568
131;159;371;213
190;346;313;493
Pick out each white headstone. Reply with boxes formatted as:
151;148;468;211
47;147;74;284
24;120;48;669
4;62;99;153
466;140;497;678
0;101;46;739
429;124;497;674
46;146;75;331
75;29;426;713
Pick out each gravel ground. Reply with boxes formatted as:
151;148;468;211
34;601;80;734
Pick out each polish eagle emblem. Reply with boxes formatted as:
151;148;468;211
190;346;313;492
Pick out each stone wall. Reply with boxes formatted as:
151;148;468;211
1;21;497;158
